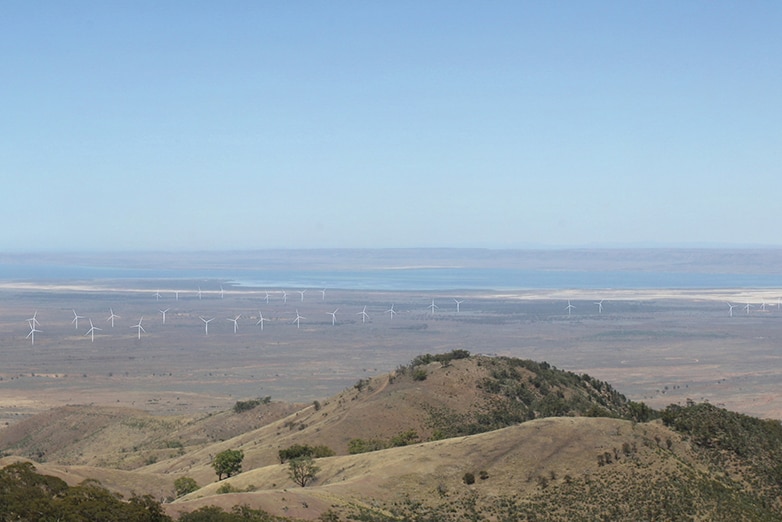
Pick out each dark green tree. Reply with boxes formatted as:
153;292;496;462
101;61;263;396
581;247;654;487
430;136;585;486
174;476;199;497
212;449;244;481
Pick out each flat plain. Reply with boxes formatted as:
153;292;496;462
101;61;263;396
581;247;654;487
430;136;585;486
2;278;781;427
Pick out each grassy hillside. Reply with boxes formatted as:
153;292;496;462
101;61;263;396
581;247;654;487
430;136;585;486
2;352;781;521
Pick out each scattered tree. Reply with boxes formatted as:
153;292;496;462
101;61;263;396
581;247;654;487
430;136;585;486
288;456;320;487
174;476;199;497
212;449;244;481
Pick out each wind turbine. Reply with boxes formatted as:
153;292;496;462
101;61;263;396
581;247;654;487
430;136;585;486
264;291;270;304
293;310;304;329
428;300;439;315
27;311;40;328
256;311;266;331
174;290;180;301
357;306;370;324
200;316;214;335
727;303;736;317
227;314;240;334
385;304;397;320
131;317;145;340
744;302;753;315
107;308;119;327
197;287;202;300
760;300;767;311
72;309;85;330
282;290;288;304
26;324;41;346
328;308;339;326
595;300;604;314
298;289;306;302
321;288;326;301
159;308;170;325
154;290;161;301
85;318;101;342
565;300;575;317
453;299;464;313
220;285;225;299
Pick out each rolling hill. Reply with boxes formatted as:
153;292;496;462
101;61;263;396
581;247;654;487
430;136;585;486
2;351;781;521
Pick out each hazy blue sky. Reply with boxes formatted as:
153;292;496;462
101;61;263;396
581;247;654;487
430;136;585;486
2;2;781;251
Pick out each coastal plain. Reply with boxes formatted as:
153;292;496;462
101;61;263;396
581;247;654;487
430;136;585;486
1;280;782;427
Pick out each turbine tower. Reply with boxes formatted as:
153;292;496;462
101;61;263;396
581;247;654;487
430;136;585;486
298;289;306;302
727;302;736;317
27;311;40;329
131;317;145;340
595;299;604;314
321;288;326;301
227;314;240;334
357;306;369;324
85;318;102;342
154;290;161;301
453;299;464;313
200;316;214;335
293;310;304;329
107;308;119;327
264;291;271;304
428;300;439;315
72;309;85;330
282;290;288;304
256;311;266;331
159;308;170;325
26;324;41;346
385;304;397;320
328;308;339;326
565;300;575;317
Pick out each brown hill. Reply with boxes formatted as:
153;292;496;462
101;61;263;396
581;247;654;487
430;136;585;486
2;352;782;520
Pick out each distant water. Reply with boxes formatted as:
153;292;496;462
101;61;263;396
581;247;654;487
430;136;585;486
1;264;782;291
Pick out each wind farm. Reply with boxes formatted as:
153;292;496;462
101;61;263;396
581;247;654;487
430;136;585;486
2;266;782;432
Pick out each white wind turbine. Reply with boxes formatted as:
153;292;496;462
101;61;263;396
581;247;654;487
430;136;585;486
159;308;170;325
197;287;202;300
227;314;240;334
565;300;575;317
26;323;41;345
200;316;214;335
174;290;180;301
72;309;85;330
256;311;267;331
264;291;271;304
298;289;306;302
293;310;304;329
321;288;326;301
220;285;225;299
595;299;604;314
154;289;161;301
131;317;145;340
85;318;102;342
385;304;397;320
107;308;119;327
27;310;40;328
328;308;339;326
727;302;736;317
453;299;464;313
357;306;370;324
282;290;288;304
744;302;753;315
760;300;767;311
428;300;439;315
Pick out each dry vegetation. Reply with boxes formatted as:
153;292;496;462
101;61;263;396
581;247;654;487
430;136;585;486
3;353;782;520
